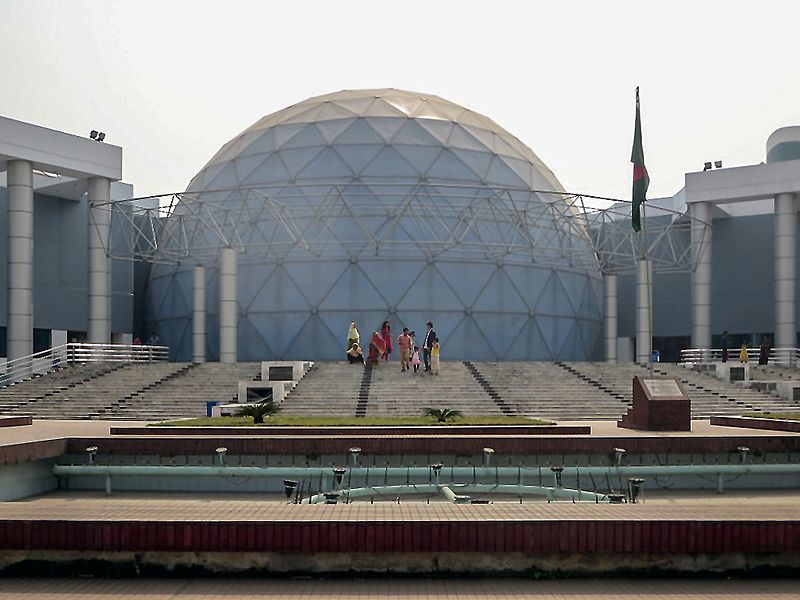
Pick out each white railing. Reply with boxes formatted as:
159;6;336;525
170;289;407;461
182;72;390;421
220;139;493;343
0;343;169;387
680;347;800;367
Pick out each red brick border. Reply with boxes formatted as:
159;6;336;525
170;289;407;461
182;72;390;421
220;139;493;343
61;434;800;458
110;425;591;437
0;519;796;554
710;416;800;433
0;415;32;428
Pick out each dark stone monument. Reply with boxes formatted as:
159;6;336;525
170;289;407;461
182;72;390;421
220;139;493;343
618;375;691;431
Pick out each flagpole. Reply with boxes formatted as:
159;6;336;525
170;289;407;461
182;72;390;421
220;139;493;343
633;86;653;376
641;199;653;376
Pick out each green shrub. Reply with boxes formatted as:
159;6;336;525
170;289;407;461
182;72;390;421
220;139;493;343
423;407;463;423
235;401;281;424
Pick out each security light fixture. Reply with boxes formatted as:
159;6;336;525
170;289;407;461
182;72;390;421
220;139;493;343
90;130;98;139
97;132;106;142
703;162;713;171
483;447;495;466
628;477;645;503
333;467;346;486
283;479;298;499
714;160;722;168
349;447;361;466
89;130;106;142
737;445;751;464
550;465;564;487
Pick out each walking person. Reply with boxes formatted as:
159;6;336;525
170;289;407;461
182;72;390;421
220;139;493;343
431;338;441;375
347;322;360;351
422;322;436;373
380;321;393;361
397;328;412;372
366;331;385;367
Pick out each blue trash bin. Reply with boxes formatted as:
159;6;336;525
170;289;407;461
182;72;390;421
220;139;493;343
206;400;220;417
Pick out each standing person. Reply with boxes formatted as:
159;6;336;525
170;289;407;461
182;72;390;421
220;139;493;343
759;336;772;366
720;330;730;363
396;328;412;372
148;332;161;346
411;346;421;373
366;331;385;367
431;338;441;375
422;322;436;373
739;342;749;364
380;321;393;361
347;322;360;351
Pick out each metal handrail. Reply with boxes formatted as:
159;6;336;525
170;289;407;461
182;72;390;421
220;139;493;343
680;347;800;367
0;342;168;387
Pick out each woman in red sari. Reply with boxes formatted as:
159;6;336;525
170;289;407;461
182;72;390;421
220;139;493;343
366;330;385;366
380;321;393;361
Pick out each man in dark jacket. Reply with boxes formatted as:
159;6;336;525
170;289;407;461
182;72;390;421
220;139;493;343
423;321;436;373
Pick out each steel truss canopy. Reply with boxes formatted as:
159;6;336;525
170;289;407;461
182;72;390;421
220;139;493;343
98;182;708;275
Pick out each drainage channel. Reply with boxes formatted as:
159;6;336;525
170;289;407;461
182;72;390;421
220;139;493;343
355;365;373;417
463;361;513;415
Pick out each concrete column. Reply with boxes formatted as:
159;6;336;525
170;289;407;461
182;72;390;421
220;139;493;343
219;248;237;363
87;177;111;343
193;265;206;363
6;160;34;362
604;273;618;363
690;201;712;350
636;258;652;364
774;192;797;348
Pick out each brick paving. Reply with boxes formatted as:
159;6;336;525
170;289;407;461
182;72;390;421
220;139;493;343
0;578;797;598
1;490;799;522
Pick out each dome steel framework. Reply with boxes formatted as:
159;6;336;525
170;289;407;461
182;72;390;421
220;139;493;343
95;89;709;361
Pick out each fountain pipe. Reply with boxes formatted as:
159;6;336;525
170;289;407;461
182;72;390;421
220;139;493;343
52;464;800;480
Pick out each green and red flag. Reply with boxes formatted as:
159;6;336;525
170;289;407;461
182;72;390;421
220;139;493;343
631;87;649;232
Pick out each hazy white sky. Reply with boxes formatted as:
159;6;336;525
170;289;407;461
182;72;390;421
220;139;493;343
2;1;799;200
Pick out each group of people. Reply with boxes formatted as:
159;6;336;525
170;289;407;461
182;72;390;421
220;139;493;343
720;330;773;365
346;321;441;374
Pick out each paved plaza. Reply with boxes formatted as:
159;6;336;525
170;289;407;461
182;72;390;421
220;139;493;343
2;489;799;522
0;577;797;598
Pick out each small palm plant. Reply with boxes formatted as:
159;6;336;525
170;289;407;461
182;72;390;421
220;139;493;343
423;407;463;423
235;401;281;424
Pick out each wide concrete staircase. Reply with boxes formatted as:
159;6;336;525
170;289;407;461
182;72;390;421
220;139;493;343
472;361;629;420
0;361;262;420
100;362;262;420
13;362;191;419
0;363;128;413
366;361;501;417
750;364;800;381
648;362;800;416
281;360;800;421
279;362;366;417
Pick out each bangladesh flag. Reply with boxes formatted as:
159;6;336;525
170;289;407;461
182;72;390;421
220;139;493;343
631;87;649;232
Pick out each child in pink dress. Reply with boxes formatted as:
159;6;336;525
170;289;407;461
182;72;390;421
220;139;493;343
410;346;421;373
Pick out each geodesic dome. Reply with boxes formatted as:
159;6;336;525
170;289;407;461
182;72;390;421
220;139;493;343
145;89;603;361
